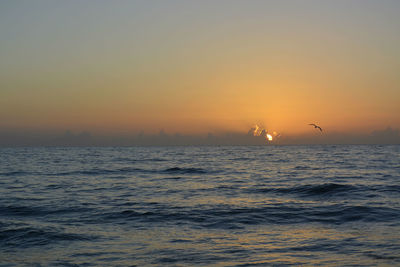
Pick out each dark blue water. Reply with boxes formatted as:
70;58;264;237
1;145;399;266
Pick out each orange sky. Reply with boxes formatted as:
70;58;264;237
1;1;399;136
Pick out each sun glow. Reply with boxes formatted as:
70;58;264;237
249;124;278;143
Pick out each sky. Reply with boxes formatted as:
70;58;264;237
1;0;400;145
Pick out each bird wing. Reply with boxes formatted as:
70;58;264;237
309;123;323;131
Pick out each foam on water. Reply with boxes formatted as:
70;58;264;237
0;145;399;266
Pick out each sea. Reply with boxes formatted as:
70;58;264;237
0;145;399;266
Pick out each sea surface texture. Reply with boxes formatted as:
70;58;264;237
1;145;399;266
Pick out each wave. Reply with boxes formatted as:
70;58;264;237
97;204;400;228
34;166;212;176
248;183;400;198
230;157;254;161
113;157;167;163
0;225;97;248
0;204;92;217
379;185;400;193
250;183;361;197
287;183;357;196
0;171;32;177
163;167;208;174
56;167;146;176
0;168;145;177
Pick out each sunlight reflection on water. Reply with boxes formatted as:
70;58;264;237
0;145;399;266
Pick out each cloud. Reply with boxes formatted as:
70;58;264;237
277;126;400;145
370;127;400;144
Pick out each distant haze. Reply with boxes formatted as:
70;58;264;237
0;126;399;146
1;1;399;143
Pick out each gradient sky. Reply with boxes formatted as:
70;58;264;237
1;0;399;136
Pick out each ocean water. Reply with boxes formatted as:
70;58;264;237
0;145;399;266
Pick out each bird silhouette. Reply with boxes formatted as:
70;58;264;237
309;123;322;132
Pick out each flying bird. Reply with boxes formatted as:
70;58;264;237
309;123;322;132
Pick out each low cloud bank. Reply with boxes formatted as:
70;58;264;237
278;127;400;145
0;127;399;146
